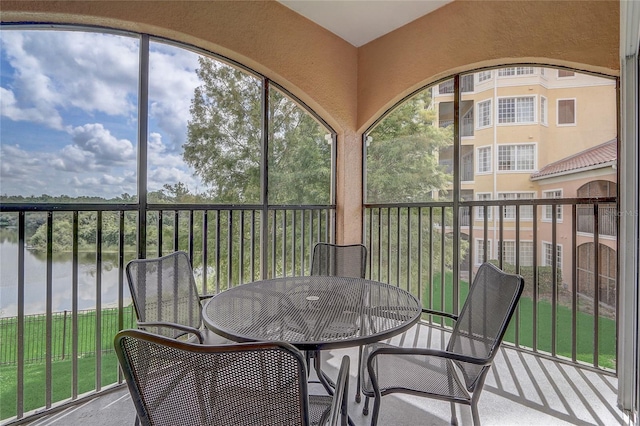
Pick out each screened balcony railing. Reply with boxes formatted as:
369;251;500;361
0;197;617;423
438;117;474;137
438;74;475;94
363;196;618;374
438;158;474;181
0;202;333;422
577;204;617;236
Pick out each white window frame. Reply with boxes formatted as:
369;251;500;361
497;192;535;220
540;96;548;126
501;240;517;265
516;66;535;75
543;189;563;222
497;143;536;172
498;67;535;77
476;99;492;129
477;70;492;82
500;240;534;266
498;67;515;77
438;79;454;95
475;238;492;265
519;240;534;266
497;96;536;124
542;242;563;268
476;146;492;174
476;192;492;220
557;98;577;126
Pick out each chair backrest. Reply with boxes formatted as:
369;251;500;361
115;329;311;426
447;262;524;392
125;251;202;339
310;243;367;278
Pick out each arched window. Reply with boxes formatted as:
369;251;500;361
577;180;617;236
362;65;617;318
577;242;617;309
0;28;334;205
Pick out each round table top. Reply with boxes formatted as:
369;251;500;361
202;275;422;351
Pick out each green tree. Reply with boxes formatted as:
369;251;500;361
267;89;331;205
364;88;465;278
366;88;452;203
184;59;262;204
184;57;331;205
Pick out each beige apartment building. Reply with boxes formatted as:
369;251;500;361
435;67;617;309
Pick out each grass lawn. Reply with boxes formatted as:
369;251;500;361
423;272;616;370
0;307;135;365
0;353;121;420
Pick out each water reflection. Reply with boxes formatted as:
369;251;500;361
0;241;134;317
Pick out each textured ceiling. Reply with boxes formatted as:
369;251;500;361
277;0;452;47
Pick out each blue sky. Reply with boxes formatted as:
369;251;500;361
0;28;206;199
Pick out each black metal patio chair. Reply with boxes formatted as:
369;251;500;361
125;251;228;344
311;242;367;279
114;329;350;426
361;262;524;426
310;242;369;403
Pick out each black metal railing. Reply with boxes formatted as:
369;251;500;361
438;75;475;94
0;202;333;422
0;308;136;365
0;197;617;422
363;196;618;372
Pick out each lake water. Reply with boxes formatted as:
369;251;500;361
0;241;132;317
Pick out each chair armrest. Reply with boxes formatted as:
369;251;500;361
368;345;491;366
421;308;458;321
136;321;205;344
327;355;350;426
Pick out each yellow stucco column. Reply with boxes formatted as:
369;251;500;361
336;131;363;244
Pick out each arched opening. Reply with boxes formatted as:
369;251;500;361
362;65;617;370
577;180;617;236
577;242;617;310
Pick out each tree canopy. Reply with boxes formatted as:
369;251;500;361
366;88;452;203
184;58;331;205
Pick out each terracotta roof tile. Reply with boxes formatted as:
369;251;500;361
530;139;616;180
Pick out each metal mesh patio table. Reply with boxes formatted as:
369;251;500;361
202;275;421;424
202;275;422;352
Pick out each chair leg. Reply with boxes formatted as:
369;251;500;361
449;402;458;426
355;345;362;403
370;395;381;426
134;415;140;426
362;396;370;415
471;400;481;426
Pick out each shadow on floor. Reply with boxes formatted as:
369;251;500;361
17;325;624;426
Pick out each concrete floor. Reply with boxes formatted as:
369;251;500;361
14;324;626;426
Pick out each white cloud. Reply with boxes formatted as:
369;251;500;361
0;132;138;198
47;123;135;174
0;29;212;198
55;144;96;172
148;132;186;167
148;43;201;148
148;166;200;193
148;132;166;154
100;174;125;185
146;132;202;192
0;87;64;129
0;31;139;128
0;144;41;180
68;123;136;164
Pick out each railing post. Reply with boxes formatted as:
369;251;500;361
62;310;67;360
